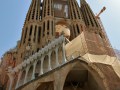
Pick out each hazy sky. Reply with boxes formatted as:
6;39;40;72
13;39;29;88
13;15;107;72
0;0;120;58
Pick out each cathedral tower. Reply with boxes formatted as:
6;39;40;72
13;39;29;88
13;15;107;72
81;0;100;29
16;0;115;65
68;0;85;39
42;0;55;43
1;0;120;90
80;0;115;56
17;0;42;64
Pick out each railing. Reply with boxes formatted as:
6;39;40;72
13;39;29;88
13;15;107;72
8;35;82;90
8;35;67;90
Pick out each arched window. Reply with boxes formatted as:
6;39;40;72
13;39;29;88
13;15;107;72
47;20;50;35
29;25;33;36
33;25;37;42
47;20;50;30
76;24;80;34
23;27;28;44
52;21;54;35
43;22;45;36
38;26;41;43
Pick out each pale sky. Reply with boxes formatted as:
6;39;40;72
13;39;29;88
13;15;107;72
0;0;120;58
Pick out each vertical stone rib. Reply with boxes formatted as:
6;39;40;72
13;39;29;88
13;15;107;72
41;0;54;44
68;0;85;39
80;0;99;28
69;0;82;20
42;0;46;18
34;0;38;20
24;0;41;22
26;0;34;21
42;0;53;18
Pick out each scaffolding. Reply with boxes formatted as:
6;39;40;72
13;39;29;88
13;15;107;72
96;7;112;48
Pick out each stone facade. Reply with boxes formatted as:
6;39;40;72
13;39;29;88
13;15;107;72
0;48;17;90
0;0;120;90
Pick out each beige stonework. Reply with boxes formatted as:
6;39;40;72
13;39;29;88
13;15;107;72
16;57;120;90
0;0;120;90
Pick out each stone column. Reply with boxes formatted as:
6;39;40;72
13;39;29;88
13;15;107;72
32;61;37;80
55;47;59;66
15;71;22;89
8;74;14;90
24;66;30;84
39;56;44;75
7;67;15;90
48;51;52;70
62;42;67;63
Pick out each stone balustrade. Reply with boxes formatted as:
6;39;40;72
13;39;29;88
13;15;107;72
11;35;67;89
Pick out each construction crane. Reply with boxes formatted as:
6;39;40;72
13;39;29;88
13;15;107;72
96;6;112;48
96;6;106;29
96;6;106;19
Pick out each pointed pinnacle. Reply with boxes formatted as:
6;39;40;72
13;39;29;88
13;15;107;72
80;0;87;5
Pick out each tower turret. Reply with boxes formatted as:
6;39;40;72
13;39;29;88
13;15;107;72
17;0;42;64
80;0;115;56
41;0;54;45
68;0;85;39
80;0;100;29
26;0;41;22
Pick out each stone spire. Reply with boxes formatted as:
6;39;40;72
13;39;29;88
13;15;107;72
25;0;41;22
69;0;82;20
68;0;85;39
80;0;87;5
80;0;100;28
42;0;54;18
80;0;115;56
17;0;42;64
41;0;54;43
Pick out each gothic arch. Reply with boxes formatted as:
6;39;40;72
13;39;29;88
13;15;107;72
58;45;63;64
19;70;26;86
26;65;33;82
51;50;56;69
62;61;108;90
35;60;41;76
36;81;54;90
43;55;49;73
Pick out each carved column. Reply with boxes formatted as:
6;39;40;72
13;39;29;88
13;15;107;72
32;61;37;80
24;66;30;84
39;56;44;75
15;71;22;89
62;39;67;63
48;51;52;70
7;67;15;90
55;46;59;66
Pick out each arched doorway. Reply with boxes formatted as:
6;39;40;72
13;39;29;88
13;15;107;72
63;63;106;90
36;81;54;90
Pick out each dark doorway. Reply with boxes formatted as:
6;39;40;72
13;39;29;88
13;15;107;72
36;81;54;90
63;63;104;90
